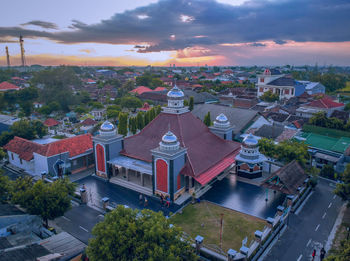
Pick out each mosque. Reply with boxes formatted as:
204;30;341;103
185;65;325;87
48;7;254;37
92;85;265;203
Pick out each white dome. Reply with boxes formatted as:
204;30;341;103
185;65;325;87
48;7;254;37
213;113;230;128
159;131;180;151
162;131;177;143
167;85;184;99
216;113;228;122
243;133;258;147
100;121;115;131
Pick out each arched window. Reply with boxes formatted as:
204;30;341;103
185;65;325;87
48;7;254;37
96;144;105;172
156;159;168;193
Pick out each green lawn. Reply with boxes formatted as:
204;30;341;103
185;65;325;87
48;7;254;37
170;201;265;252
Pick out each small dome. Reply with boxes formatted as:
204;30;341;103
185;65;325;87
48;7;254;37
162;131;178;144
159;130;180;151
213;113;230;129
243;133;258;147
216;113;228;123
167;85;184;99
100;121;115;132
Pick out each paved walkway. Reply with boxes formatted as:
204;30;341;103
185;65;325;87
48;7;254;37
262;178;343;261
76;176;180;216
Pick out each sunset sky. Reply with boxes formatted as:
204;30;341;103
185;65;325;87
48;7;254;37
1;0;350;67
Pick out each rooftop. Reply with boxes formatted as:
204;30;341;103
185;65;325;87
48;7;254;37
298;132;350;153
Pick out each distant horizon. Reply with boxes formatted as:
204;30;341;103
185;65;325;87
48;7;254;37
1;0;350;67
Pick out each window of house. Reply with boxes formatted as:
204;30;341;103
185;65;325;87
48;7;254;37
285;89;289;95
73;160;77;166
260;78;264;83
259;87;263;92
11;153;14;160
291;88;294;95
20;159;23;165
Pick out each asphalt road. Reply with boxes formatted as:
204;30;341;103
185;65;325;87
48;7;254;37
262;178;343;261
53;205;104;244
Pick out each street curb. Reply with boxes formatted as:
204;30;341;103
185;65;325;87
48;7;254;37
325;203;347;252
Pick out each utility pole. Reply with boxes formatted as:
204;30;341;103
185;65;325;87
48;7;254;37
5;46;10;68
220;213;224;249
19;35;26;67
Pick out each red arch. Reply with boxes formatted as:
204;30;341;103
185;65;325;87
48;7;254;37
156;159;168;193
96;144;105;172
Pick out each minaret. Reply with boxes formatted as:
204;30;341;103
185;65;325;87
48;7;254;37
162;85;189;114
151;130;187;201
209;113;234;140
92;121;124;179
235;134;267;179
5;46;10;68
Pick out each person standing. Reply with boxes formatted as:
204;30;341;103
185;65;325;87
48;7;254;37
160;194;164;206
166;197;170;208
139;194;143;205
312;249;316;260
144;196;148;207
320;247;326;260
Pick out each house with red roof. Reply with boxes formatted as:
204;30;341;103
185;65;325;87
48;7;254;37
153;87;167;92
129;86;153;95
43;118;61;133
0;81;20;91
92;85;241;203
298;97;345;117
4;134;93;176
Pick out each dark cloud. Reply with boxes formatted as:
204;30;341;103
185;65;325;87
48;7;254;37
0;0;349;52
21;20;58;30
249;42;266;47
274;40;287;45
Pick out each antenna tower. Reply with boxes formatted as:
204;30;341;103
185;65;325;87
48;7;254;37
19;35;26;67
5;46;10;68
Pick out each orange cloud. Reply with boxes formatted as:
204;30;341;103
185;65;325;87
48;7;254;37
0;53;227;67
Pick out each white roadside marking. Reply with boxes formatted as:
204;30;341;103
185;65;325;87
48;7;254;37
322;212;327;219
62;216;70;221
328;203;332;208
315;224;320;232
79;226;89;232
333;195;336;199
297;254;303;261
306;239;311;247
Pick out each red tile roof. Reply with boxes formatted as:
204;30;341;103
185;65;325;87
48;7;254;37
139;102;151;112
4;134;93;160
44;118;60;127
80;118;97;126
129;86;153;95
4;137;45;161
45;134;92;158
306;97;344;109
0;81;20;91
154;87;167;91
121;112;240;183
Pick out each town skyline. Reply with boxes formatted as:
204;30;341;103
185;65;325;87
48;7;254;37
1;0;350;67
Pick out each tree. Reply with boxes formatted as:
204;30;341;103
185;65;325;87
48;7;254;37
120;96;143;110
10;119;37;140
0;131;14;147
0;171;10;202
258;138;309;166
136;112;145;130
11;178;75;227
144;111;151;126
31;66;81;111
203;112;211;126
320;164;335;179
260;90;279;102
129;117;137;134
118;113;128;136
189;96;194;111
0;147;6;161
334;164;350;201
86;206;197;261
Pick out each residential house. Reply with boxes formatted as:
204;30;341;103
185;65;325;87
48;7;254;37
4;134;94;176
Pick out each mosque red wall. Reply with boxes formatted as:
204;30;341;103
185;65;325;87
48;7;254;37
156;159;168;193
177;174;181;190
96;144;105;173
